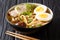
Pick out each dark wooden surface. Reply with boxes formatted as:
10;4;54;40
0;0;60;40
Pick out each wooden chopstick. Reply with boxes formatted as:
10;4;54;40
5;31;39;40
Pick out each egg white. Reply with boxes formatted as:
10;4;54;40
35;13;52;21
34;5;47;14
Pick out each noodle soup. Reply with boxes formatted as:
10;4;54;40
6;3;53;28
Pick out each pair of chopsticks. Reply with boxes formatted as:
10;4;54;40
5;31;39;40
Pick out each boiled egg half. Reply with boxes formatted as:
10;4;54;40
34;5;47;14
35;13;52;21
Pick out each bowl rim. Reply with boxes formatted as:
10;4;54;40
5;3;53;29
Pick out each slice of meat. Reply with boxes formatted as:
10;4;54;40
9;10;18;17
15;4;26;14
15;22;26;28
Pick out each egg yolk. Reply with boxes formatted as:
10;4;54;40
36;7;44;12
39;14;48;18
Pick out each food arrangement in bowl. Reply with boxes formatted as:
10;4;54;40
6;3;53;33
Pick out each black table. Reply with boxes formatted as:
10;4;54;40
0;0;60;40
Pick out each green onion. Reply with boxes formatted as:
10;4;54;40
22;11;32;15
28;18;33;23
36;24;42;27
26;4;36;12
19;16;23;21
28;26;33;28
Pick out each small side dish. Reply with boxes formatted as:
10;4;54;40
6;3;53;28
